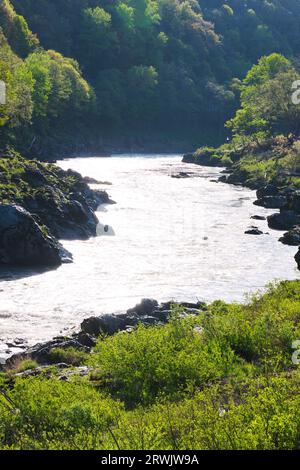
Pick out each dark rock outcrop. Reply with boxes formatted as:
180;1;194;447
256;184;279;199
279;226;300;246
127;298;159;316
22;168;113;241
245;227;263;235
284;190;300;213
254;195;287;209
251;215;266;221
81;314;130;337
226;169;250;186
0;204;63;267
268;211;300;231
295;248;300;270
6;338;90;367
0;155;114;245
81;298;205;337
5;299;206;368
182;153;194;163
218;175;228;183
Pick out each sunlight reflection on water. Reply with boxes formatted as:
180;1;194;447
0;154;298;345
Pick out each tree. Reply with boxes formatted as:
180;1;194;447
226;54;300;143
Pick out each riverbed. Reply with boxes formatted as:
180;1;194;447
0;154;299;353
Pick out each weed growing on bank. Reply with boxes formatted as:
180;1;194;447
0;281;300;450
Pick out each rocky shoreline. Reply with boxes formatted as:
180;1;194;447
1;298;206;370
0;152;114;268
182;153;300;270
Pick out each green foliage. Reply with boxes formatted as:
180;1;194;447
89;311;238;405
1;281;300;449
48;348;87;366
3;0;300;148
0;0;38;57
192;146;233;167
226;53;300;142
0;1;94;155
0;30;34;131
0;152;92;211
10;359;38;373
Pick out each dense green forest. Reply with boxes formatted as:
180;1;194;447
2;0;300;156
185;52;300;188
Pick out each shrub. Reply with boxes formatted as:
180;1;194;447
48;348;87;366
1;281;300;449
9;359;38;374
89;312;239;405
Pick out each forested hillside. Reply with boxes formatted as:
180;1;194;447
2;2;300;453
0;0;94;157
2;0;300;156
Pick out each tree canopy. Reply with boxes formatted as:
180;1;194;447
2;0;300;153
227;54;300;144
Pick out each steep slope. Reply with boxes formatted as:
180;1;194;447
8;0;300;150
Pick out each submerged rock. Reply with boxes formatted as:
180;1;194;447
171;172;194;179
245;227;263;235
251;215;266;221
0;204;62;267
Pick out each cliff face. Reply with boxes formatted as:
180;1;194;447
0;151;112;267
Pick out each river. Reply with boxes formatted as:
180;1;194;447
0;154;298;357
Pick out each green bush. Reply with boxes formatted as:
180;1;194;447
48;347;87;366
1;281;300;449
89;312;242;406
6;359;38;374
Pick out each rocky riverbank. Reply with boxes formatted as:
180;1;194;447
0;151;114;268
2;298;206;370
182;138;300;270
218;175;300;269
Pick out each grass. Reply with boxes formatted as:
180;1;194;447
190;135;300;189
0;280;300;449
0;152;84;207
48;347;87;366
8;359;38;374
192;146;234;167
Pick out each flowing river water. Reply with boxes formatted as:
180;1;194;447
0;154;299;359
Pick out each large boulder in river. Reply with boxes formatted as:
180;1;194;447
0;204;62;267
